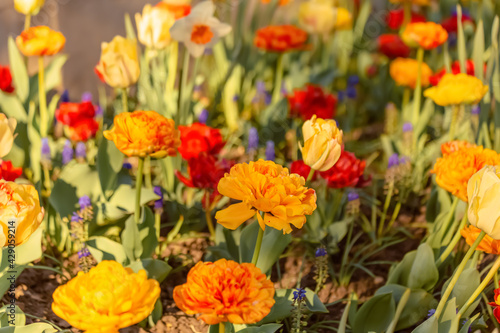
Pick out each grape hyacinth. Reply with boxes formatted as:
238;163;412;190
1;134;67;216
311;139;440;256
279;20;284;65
62;140;73;165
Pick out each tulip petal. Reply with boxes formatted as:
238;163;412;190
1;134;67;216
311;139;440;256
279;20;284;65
215;202;256;230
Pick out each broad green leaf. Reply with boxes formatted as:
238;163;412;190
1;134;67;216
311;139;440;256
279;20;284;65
86;236;128;265
0;323;57;333
352;293;395;333
128;258;172;283
0;305;25;326
412;315;438;333
235;324;282;333
0;92;27;122
125;14;137;40
108;184;160;214
456;5;467;73
472;19;485;82
97;138;124;199
7;37;28;102
408;244;438;290
442;267;480;316
14;227;43;265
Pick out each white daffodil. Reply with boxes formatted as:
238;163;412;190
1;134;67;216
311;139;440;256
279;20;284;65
169;1;232;58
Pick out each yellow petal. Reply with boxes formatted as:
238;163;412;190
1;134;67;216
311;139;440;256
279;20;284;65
215;202;256;230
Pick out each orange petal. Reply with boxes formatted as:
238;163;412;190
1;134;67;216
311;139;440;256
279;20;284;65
215;202;256;230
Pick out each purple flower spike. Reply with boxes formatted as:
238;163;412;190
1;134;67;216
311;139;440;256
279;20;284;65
388;153;400;168
198;109;209;124
79;195;91;209
348;192;359;202
248;127;259;151
75;142;86;159
81;92;93;102
403;122;413;132
62;140;73;165
265;141;275;161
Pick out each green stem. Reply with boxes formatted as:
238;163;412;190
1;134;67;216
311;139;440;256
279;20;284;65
457;255;500;319
178;49;190;124
219;322;225;333
38;57;48;137
387;288;411;333
412;47;424;126
449;104;460;140
272;53;284;104
251;218;265;266
42;164;51;197
435;211;468;266
306;168;315;184
167;42;179;94
121;88;129;113
24;15;31;31
378;182;394;238
166;216;184;242
385;201;402;233
155;211;161;256
205;191;216;239
144;156;152;188
496;270;500;289
135;158;145;224
434;231;486;318
401;2;411;31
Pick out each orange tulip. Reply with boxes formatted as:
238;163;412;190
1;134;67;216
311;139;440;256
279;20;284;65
461;225;500;255
254;25;308;53
103;110;180;158
16;26;65;56
402;22;448;50
174;259;275;325
390;57;433;89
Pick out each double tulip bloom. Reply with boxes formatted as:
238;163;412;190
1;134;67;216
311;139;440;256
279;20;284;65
104;110;180;158
390;57;433;89
52;261;160;332
287;84;337;121
424;73;489;106
0;180;44;247
16;26;65;57
402;22;448;50
254;25;308;53
174;259;275;325
298;1;352;35
56;101;99;142
215;160;317;234
300;115;343;172
95;36;140;89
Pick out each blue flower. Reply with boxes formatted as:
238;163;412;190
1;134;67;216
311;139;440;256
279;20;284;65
75;142;86;159
315;248;327;257
265;141;275;161
402;122;413;133
388;153;400;168
41;138;51;162
293;288;306;302
427;309;436;318
122;162;132;170
79;196;91;210
81;92;92;102
71;212;83;223
154;186;164;211
248;127;259;151
62;140;73;165
347;192;359;202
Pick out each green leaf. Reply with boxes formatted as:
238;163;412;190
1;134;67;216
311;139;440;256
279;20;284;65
14;227;43;265
86;236;128;265
255;289;294;325
456;5;467;73
412;315;438;333
407;244;438;290
7;37;29;102
108;184;160;214
0;323;57;333
442;267;480;316
0;305;25;326
97;138;124;199
128;258;172;283
458;313;480;333
235;324;282;333
352;293;395;333
472;19;485;82
0;92;27;122
122;207;158;261
125;14;137;40
238;222;291;274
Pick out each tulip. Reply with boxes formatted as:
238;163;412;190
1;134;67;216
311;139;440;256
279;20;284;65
135;4;176;50
0;114;17;158
468;166;500;239
299;115;343;172
14;0;45;16
95;36;140;89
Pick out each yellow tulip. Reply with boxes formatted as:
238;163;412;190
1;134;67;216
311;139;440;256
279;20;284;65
467;166;500;239
424;73;489;106
0;114;17;158
0;180;44;247
135;4;176;50
299;3;352;35
14;0;45;15
299;115;343;172
95;36;140;89
52;261;160;332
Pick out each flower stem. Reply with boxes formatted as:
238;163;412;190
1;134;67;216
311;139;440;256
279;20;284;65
457;255;500;319
272;53;284;104
402;2;411;30
378;181;394;239
435;211;468;266
219;322;225;333
144;156;152;188
167;42;179;94
449;104;460;140
433;231;486;318
251;219;265;266
385;201;402;234
412;47;424;126
121;88;129;113
306;168;315;184
38;57;48;137
155;211;161;256
24;14;31;31
205;191;216;239
178;49;190;124
135;157;145;224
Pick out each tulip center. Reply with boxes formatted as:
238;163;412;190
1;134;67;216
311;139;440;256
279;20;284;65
191;24;214;44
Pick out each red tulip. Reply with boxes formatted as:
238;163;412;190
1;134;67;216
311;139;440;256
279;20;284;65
56;101;96;126
66;118;99;142
320;150;367;189
0;66;14;94
441;13;474;33
178;123;225;160
0;161;22;181
386;9;426;30
378;34;411;59
290;160;317;181
288;85;337;121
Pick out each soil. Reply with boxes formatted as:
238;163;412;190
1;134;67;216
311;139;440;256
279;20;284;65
4;209;425;333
